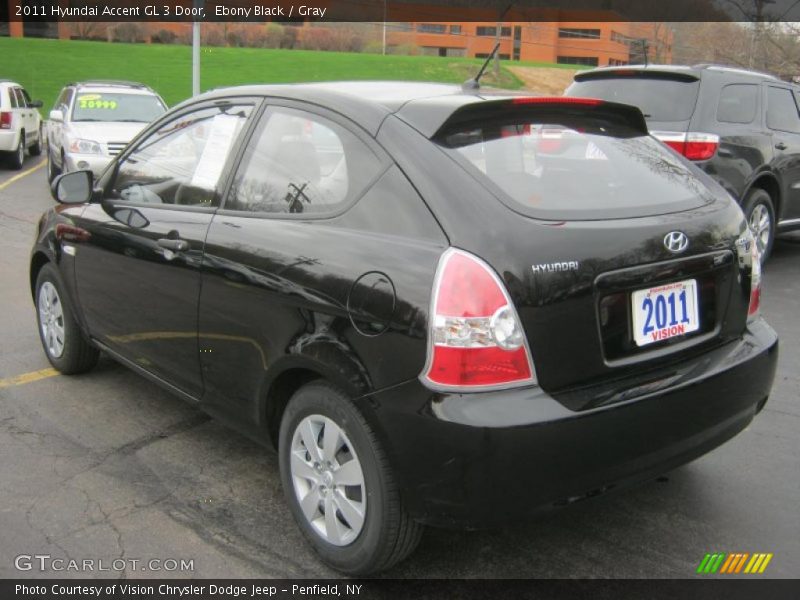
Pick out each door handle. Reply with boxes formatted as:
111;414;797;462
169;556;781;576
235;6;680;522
775;142;788;150
157;238;189;252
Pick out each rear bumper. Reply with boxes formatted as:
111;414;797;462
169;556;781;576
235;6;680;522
0;130;19;152
363;318;778;528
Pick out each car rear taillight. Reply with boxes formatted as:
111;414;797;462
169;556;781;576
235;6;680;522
653;131;719;161
0;111;11;130
748;241;762;321
422;248;536;391
736;230;762;321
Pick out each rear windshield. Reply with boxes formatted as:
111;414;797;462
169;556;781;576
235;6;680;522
71;92;166;123
435;115;716;220
566;77;700;122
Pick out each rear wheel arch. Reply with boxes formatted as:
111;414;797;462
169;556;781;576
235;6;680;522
263;367;324;449
262;351;374;449
746;174;781;219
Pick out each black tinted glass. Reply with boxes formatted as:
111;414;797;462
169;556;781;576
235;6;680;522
436;116;717;220
766;87;800;133
717;84;758;124
567;77;700;122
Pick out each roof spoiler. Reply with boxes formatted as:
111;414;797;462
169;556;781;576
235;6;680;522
574;69;700;83
434;97;649;138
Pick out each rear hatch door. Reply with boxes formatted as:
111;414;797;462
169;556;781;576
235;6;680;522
431;98;750;404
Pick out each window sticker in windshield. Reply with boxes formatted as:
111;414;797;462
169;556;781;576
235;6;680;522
77;94;118;110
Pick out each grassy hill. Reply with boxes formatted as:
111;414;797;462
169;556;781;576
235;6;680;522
0;37;539;109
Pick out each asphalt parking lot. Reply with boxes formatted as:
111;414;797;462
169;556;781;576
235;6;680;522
0;155;798;579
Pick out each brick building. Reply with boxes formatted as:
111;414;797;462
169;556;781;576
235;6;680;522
387;21;673;66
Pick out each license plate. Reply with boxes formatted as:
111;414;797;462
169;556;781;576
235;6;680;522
631;279;699;347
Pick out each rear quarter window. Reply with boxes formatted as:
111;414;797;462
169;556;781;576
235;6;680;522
717;84;758;124
226;107;383;217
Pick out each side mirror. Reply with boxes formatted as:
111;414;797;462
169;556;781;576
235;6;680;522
52;171;93;204
29;100;43;109
49;109;63;122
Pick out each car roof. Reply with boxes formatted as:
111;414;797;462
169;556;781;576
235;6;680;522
71;80;159;95
575;63;780;83
184;81;523;137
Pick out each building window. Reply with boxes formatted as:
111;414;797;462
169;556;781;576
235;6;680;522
476;26;511;37
608;58;628;66
558;28;601;39
450;25;462;35
611;31;629;44
417;23;447;34
476;53;510;60
557;56;600;66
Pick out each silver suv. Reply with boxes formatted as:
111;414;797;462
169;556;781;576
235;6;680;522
47;80;167;182
0;79;43;170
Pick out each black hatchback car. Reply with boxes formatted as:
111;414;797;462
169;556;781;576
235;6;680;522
566;64;800;262
32;82;777;574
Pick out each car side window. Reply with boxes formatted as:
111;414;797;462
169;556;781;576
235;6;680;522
110;104;252;207
15;89;28;108
766;86;800;133
717;84;757;124
226;107;382;215
8;88;18;108
20;88;33;108
62;89;74;112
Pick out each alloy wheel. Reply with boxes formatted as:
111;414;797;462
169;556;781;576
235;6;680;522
749;203;771;259
289;414;367;546
38;281;65;358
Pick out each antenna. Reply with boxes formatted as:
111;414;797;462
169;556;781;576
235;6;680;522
463;42;501;91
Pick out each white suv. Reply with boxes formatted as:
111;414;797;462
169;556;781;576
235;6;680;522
47;80;167;182
0;80;43;170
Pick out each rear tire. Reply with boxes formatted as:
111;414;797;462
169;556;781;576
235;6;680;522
279;381;423;575
743;188;775;264
9;133;24;170
35;263;99;374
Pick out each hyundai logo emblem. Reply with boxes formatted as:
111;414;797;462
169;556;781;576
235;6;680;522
664;231;689;253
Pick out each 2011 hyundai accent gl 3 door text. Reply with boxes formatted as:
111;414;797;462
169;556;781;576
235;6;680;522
31;83;778;575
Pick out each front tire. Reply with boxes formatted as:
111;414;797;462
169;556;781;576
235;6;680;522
279;381;422;575
47;147;61;183
35;263;99;374
30;126;42;157
743;188;775;264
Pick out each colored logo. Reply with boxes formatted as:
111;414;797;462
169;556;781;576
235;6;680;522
697;552;773;574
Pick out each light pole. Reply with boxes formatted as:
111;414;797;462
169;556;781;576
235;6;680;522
382;0;387;55
192;0;204;96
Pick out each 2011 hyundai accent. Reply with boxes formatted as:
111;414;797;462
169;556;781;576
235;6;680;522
32;81;778;575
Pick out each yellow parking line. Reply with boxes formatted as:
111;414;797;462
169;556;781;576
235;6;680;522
0;159;46;191
0;367;59;389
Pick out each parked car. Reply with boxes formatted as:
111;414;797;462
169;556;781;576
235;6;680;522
33;82;778;574
46;80;167;182
566;64;800;262
0;79;43;169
